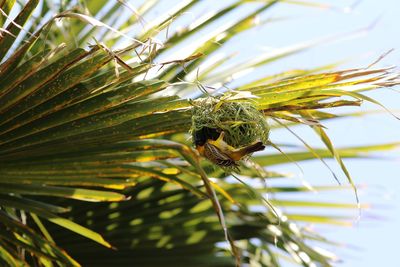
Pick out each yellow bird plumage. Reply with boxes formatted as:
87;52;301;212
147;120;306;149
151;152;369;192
196;131;265;168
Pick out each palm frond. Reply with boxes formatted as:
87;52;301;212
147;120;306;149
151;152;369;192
0;0;398;266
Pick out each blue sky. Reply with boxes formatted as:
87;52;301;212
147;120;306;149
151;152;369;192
252;1;400;266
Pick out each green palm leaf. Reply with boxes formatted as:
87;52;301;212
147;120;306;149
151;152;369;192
0;0;398;266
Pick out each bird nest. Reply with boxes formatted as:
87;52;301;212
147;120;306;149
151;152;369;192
190;95;269;148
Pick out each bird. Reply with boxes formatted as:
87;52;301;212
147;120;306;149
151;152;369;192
195;130;265;168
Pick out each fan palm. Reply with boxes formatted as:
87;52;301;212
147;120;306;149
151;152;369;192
0;0;398;266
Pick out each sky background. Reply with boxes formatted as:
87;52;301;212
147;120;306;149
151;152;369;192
247;1;400;266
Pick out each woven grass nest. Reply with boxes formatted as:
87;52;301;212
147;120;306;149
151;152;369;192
190;95;269;149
